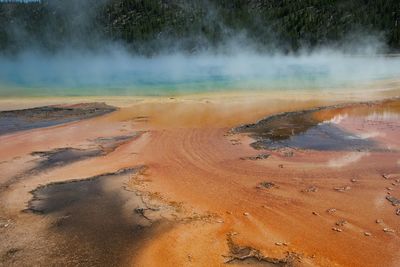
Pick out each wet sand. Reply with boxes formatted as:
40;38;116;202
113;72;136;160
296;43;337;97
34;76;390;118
0;90;400;267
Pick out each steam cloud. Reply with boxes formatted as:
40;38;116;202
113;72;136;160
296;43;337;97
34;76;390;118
1;45;400;96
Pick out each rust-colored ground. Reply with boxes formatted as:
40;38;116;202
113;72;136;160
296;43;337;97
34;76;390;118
0;91;399;267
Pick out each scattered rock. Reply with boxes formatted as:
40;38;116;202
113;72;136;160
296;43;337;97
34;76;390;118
274;242;288;247
335;220;347;227
333;186;351;192
302;186;318;193
386;196;400;206
224;234;301;265
327;208;337;214
257;181;277;189
283;151;294;157
383;174;400;180
383;228;395;233
240;154;270;161
4;248;21;258
0;218;12;228
332;227;343;232
230;139;242;145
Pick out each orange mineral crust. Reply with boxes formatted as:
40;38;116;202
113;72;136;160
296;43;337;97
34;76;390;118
0;94;399;267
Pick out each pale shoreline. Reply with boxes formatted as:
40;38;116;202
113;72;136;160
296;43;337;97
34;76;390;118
0;79;399;111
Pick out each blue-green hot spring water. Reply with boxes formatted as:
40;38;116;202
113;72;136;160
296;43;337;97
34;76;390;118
1;52;400;96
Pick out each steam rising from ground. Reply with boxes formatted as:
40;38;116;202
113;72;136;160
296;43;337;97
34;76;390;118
1;47;400;96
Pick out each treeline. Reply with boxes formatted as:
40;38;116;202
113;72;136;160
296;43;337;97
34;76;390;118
0;0;399;54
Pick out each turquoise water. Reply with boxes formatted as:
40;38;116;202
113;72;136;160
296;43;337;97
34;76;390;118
1;52;400;96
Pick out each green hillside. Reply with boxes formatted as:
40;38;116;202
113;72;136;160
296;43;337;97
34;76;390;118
0;0;399;54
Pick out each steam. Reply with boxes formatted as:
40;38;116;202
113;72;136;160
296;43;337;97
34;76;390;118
1;45;400;96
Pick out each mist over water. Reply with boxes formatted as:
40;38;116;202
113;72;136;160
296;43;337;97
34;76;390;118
1;47;400;96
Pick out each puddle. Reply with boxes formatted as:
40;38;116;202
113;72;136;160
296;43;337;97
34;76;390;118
234;99;400;151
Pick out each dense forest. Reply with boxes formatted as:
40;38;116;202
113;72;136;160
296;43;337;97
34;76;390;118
0;0;399;54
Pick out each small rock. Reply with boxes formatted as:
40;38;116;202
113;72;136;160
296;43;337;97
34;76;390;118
327;208;337;214
386;196;400;206
332;227;343;232
302;186;318;193
383;228;395;233
275;242;283;246
376;219;383;224
312;211;319;216
283;151;294;157
249;154;270;160
258;181;276;189
386;187;393;191
216;219;224;223
278;164;284;168
334;186;351;192
351;179;358;183
243;212;250;216
396;208;400;216
383;174;389;179
364;232;372;236
226;211;232;215
335;220;347;227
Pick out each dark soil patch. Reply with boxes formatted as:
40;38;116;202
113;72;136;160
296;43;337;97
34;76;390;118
0;102;116;135
25;166;165;266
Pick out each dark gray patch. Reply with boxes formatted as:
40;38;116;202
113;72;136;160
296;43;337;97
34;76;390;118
0;103;116;135
31;148;103;172
30;134;139;173
234;104;377;151
386;196;400;206
1;134;139;193
240;154;270;161
25;166;162;266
